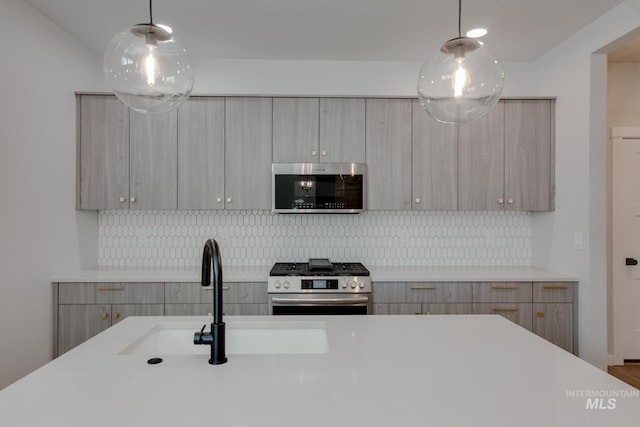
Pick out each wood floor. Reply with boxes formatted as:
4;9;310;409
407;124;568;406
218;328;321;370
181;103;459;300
608;363;640;389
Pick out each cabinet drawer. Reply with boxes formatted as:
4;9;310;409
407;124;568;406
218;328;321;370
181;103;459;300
533;282;574;303
164;302;269;316
473;303;532;330
422;303;472;315
472;282;532;302
165;282;268;304
373;282;472;303
58;282;164;304
374;303;422;315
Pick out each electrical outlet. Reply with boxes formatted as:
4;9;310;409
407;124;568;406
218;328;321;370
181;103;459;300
574;232;583;250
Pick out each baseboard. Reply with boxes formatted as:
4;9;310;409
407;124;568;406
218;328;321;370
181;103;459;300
608;353;623;366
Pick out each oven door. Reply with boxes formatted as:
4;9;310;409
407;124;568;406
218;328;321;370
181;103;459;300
269;293;372;315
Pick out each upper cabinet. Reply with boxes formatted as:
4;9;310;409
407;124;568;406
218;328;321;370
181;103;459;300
273;97;365;163
225;97;272;210
129;110;178;209
272;98;319;163
77;94;178;210
319;98;366;163
458;102;505;210
412;100;458;210
77;95;129;210
366;99;412;210
504;99;555;211
177;97;225;210
458;99;555;211
77;94;553;212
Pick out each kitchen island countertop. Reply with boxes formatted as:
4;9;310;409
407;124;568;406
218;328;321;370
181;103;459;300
0;315;636;426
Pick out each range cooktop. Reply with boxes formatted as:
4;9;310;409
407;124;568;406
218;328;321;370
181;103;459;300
269;259;370;277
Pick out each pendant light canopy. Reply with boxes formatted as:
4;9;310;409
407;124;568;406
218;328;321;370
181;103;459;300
103;0;194;114
417;0;504;125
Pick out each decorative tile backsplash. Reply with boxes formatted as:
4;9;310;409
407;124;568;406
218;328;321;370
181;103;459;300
98;210;532;268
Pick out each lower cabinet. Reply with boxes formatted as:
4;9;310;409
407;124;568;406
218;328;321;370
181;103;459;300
56;282;165;355
55;280;576;357
472;282;533;331
164;282;268;316
373;280;577;354
54;281;269;356
373;282;473;315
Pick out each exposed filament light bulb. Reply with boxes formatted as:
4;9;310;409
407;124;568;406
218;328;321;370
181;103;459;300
453;59;469;98
142;33;159;87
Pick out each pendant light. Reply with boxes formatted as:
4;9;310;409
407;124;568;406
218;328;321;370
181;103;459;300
417;0;504;125
103;0;194;114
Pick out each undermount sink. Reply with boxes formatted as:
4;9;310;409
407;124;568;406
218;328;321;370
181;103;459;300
118;320;329;356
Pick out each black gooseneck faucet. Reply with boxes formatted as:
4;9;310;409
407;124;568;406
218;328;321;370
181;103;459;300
193;238;227;364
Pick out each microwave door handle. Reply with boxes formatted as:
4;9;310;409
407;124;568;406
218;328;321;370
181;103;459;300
270;296;370;305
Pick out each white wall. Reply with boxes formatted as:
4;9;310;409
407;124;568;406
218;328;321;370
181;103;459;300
528;0;640;368
0;0;102;389
608;62;640;126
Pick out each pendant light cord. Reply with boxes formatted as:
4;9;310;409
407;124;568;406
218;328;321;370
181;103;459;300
149;0;154;25
458;0;462;38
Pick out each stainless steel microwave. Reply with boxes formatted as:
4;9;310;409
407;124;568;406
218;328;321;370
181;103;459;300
272;163;366;213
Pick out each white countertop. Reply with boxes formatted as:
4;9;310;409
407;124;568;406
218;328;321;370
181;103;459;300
1;315;636;426
51;266;577;283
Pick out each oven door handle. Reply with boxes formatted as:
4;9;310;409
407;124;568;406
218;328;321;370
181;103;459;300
270;296;370;305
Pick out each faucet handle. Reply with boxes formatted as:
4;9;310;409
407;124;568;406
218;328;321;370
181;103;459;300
194;324;209;345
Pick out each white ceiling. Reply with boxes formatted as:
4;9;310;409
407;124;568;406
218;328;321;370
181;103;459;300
24;0;626;62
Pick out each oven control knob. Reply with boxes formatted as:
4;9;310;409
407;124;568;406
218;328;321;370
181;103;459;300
350;281;357;289
342;280;348;289
283;281;290;289
359;282;366;289
274;281;281;289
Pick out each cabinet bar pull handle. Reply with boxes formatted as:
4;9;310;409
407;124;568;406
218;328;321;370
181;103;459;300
203;286;230;291
410;285;436;290
491;285;518;289
542;285;569;290
96;286;125;291
491;307;518;312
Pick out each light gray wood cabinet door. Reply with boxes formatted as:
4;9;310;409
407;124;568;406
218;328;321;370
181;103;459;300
77;95;129;209
272;98;319;162
58;304;111;355
458;101;505;210
366;99;412;210
533;303;573;352
225;97;272;209
129;110;178;209
412;100;458;210
177;97;225;209
319;98;365;162
504;99;555;211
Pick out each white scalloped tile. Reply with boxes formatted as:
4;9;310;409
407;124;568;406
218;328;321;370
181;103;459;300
97;210;533;268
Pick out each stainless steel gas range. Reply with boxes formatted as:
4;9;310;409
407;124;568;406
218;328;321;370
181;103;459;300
267;258;372;315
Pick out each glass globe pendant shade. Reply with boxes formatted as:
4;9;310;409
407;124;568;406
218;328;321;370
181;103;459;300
103;24;194;114
417;37;504;125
